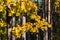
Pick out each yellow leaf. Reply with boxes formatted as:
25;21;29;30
16;13;20;16
8;13;13;16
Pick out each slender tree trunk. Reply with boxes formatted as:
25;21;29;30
48;0;51;40
12;16;16;40
22;15;26;40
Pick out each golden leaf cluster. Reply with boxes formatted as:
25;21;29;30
0;20;7;36
0;20;7;27
0;0;52;39
11;15;52;38
30;14;52;31
11;25;22;38
54;1;60;7
0;0;37;16
54;1;60;14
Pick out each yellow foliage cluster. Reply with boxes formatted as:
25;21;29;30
0;5;6;15
54;1;60;14
0;20;7;27
0;20;7;36
12;25;22;38
30;14;52;30
11;23;33;38
0;5;3;12
6;0;38;16
11;14;52;38
54;1;60;7
0;0;38;16
0;0;52;39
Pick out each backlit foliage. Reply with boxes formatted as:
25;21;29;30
0;20;7;40
11;13;52;38
0;0;52;38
